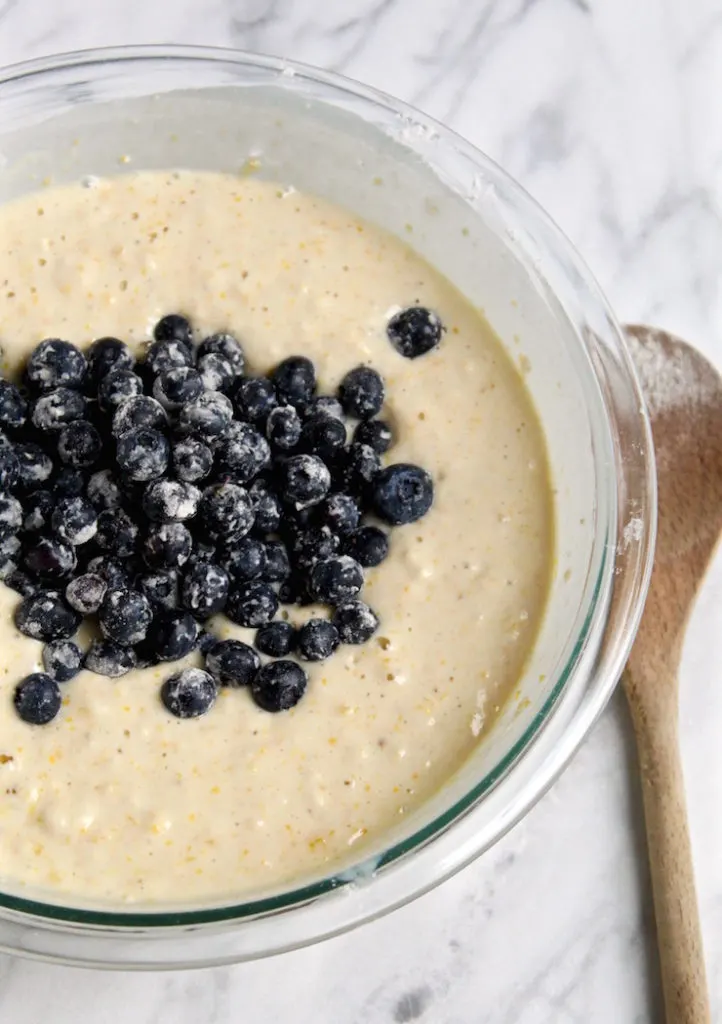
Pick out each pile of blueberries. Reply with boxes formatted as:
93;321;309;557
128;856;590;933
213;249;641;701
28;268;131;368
3;306;442;725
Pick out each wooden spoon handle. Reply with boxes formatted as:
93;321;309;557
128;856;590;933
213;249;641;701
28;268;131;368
626;676;710;1023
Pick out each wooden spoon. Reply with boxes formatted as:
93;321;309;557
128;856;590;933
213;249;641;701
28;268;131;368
623;324;720;1023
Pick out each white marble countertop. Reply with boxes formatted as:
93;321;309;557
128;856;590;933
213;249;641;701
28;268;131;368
0;0;721;1020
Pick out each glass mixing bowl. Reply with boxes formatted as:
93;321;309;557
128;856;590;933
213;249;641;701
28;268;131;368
0;45;655;968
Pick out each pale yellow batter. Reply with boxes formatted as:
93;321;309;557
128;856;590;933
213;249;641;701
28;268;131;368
0;172;552;906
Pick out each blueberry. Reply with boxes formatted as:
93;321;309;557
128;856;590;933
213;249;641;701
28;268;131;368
226;581;279;627
146;610;199;662
277;573;314;607
338;366;385;419
98;369;144;412
387;306;444;359
86;555;132;590
297;618;340;661
278;454;330;510
255;620;296;657
161;667;216;719
272;356;316;409
310;555;364;604
179;391;233;441
248;477;282;534
318;494;360;536
23;490;54;535
99;587;153;645
0;534;20;578
142;479;200;522
25;339;87;392
84;639;137;678
24;536;76;580
12;442;51;493
87;336;135;385
198;629;219;656
299;413;346;457
153;367;203;410
0;492;21;538
32;387;86;432
353;418;394;454
112;395;168;437
198;483;254;540
197;354;234;393
116;427;169;482
172;437;214;483
231;376;277;425
0;442;18;491
65;572;107;615
344;525;389;567
216;422;270;483
263;539;291;583
86;468;123;510
251;660;307;712
338;443;380;499
290;525;340;571
303;395;344;421
51;495;98;545
197;332;245;374
220;535;267;582
53;466;86;499
0;379;27;431
266;405;301;451
14;673;61;725
42;639;82;682
57;420;103;468
96;508;139;557
153;314;194;347
181;561;229;619
333;599;380;643
192;537;217;562
6;569;38;597
136;569;180;611
143;522;193;569
205;639;260;687
372;463;434;525
15;590;81;641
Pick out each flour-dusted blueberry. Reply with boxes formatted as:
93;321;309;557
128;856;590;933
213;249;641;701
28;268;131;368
0;442;18;491
372;463;434;525
198;629;218;656
112;395;168;437
179;390;233;441
278;453;330;510
338;365;385;419
53;466;86;500
87;336;135;385
98;369;144;412
216;421;271;483
290;525;340;572
143;522;193;570
116;427;169;482
303;395;344;421
272;356;316;409
14;442;53;492
297;618;340;662
198;483;254;540
299;413;346;458
310;555;364;604
153;367;203;410
192;537;217;563
387;306;444;359
84;639;137;678
251;660;307;712
220;535;267;582
23;534;75;584
226;580;279;627
57;420;103;468
86;555;132;590
14;673;62;725
181;561;229;619
142;479;200;523
146;610;199;662
198;332;245;374
197;353;234;393
318;494;361;536
338;443;381;500
0;492;21;538
86;468;123;510
266;404;301;451
248;478;282;536
231;376;277;425
161;667;216;719
277;572;314;607
205;639;260;688
6;569;38;597
25;338;87;392
172;436;213;483
99;587;153;645
65;572;107;615
333;599;380;643
255;620;296;657
344;525;389;568
263;539;291;583
153;313;194;347
353;418;394;454
51;495;98;546
42;639;82;682
0;534;20;579
136;569;180;611
0;379;28;431
32;387;86;432
96;508;139;557
15;590;81;641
